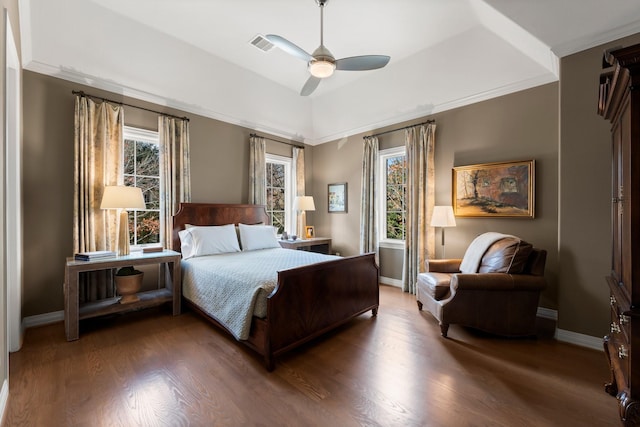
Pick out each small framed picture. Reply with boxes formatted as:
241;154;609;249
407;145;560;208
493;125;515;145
305;226;315;239
328;182;348;213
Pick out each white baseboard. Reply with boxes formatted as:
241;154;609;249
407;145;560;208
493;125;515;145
0;379;8;426
20;303;604;351
555;328;604;351
534;307;603;351
380;276;403;287
537;306;558;320
22;310;64;329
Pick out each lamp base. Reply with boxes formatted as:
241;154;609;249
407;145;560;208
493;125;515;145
118;210;130;256
298;211;307;240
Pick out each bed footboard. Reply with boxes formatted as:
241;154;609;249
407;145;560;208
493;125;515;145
263;252;379;370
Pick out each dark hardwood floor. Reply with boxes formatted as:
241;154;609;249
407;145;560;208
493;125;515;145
4;285;618;426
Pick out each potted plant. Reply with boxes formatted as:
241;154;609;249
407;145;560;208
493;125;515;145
114;266;143;304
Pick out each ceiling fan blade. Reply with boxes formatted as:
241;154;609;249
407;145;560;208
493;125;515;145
265;34;313;62
300;76;321;96
335;55;390;71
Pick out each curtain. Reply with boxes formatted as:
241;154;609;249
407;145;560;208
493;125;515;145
403;124;436;294
159;116;191;250
73;95;124;301
292;146;305;236
360;136;379;258
249;135;266;205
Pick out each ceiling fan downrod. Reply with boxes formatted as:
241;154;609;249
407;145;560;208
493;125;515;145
317;0;327;47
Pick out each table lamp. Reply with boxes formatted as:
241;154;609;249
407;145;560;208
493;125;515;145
294;196;315;240
431;206;456;258
100;185;146;256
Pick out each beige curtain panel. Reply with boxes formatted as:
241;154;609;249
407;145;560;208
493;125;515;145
403;124;436;294
359;136;379;257
293;146;305;236
73;95;124;301
249;135;267;205
159;116;191;250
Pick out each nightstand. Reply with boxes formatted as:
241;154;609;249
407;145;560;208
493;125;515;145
64;250;181;341
279;237;332;254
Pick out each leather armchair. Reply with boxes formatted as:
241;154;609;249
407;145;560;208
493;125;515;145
416;234;547;338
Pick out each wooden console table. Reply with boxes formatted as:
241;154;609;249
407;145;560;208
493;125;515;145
64;250;182;341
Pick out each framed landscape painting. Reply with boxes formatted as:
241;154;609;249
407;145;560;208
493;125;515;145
452;160;535;218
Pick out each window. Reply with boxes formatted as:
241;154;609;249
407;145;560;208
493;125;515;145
123;126;161;246
379;146;407;247
265;154;293;235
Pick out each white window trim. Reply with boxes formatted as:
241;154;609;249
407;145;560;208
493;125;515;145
265;153;293;235
123;126;161;249
378;146;406;250
124;126;158;142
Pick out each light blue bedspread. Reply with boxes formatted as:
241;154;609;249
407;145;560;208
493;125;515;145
181;248;338;340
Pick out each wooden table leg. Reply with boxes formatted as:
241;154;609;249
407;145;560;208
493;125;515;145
65;269;79;341
172;260;181;315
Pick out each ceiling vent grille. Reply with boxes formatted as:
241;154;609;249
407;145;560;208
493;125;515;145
250;34;275;52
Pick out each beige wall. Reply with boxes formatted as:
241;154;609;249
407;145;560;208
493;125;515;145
21;71;310;317
21;33;640;340
559;33;640;336
312;83;559;310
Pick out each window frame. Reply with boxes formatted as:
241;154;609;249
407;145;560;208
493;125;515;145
378;145;407;249
265;153;293;236
123;125;162;249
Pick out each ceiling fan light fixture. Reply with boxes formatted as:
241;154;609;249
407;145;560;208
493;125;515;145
309;59;336;78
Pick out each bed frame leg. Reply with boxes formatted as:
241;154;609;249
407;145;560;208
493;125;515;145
440;323;450;337
265;355;275;372
371;307;378;317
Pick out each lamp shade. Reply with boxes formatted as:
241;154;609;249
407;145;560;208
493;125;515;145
294;196;316;211
431;206;456;227
100;186;145;210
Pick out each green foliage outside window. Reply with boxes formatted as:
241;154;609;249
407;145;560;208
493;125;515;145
124;137;161;245
266;162;286;234
386;155;406;240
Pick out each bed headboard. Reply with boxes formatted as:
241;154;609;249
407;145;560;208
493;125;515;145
172;203;270;253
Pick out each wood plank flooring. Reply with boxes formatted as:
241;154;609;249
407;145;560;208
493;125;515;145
4;285;619;426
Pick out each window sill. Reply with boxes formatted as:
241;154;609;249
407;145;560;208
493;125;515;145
379;240;405;250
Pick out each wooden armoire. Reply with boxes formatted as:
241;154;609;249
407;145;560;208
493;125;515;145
598;43;640;426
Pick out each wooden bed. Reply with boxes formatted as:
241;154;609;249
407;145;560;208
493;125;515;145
172;203;379;371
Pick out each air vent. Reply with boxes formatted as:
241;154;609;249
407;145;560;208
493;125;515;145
250;34;275;52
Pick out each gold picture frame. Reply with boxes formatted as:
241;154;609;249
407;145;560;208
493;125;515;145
452;160;535;218
305;226;315;239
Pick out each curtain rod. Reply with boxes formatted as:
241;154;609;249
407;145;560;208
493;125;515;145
72;90;190;122
250;133;304;149
364;119;435;139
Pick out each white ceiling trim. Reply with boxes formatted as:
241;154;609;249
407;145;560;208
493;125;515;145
19;0;640;146
24;59;310;143
17;0;32;65
471;0;559;76
552;19;640;57
309;72;558;145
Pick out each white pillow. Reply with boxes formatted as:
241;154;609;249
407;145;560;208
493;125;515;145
238;223;280;251
178;224;241;259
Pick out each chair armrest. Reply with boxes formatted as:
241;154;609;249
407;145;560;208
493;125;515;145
452;273;546;291
427;259;462;273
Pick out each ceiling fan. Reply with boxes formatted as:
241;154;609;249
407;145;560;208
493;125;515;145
266;0;390;96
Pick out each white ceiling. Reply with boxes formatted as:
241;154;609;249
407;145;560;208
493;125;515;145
19;0;640;144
